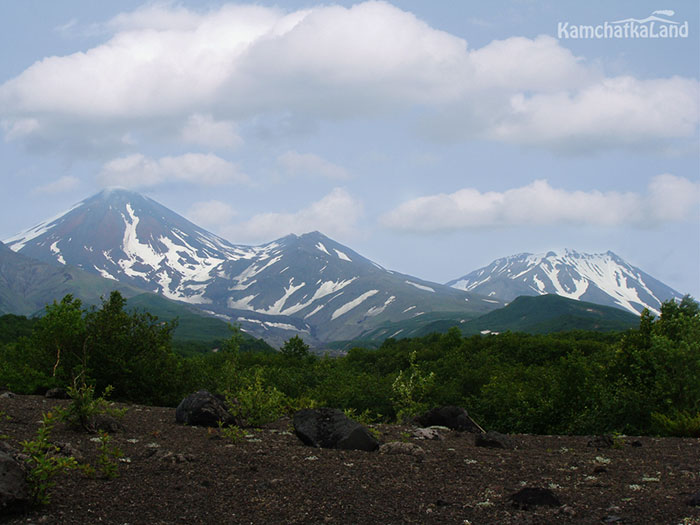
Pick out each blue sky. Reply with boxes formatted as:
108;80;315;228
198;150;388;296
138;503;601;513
1;0;698;296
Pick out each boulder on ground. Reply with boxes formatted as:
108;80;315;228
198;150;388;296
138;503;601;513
587;435;614;448
688;491;700;506
175;391;236;428
0;450;29;515
475;430;515;449
415;406;482;432
293;408;380;451
45;388;69;399
379;441;425;458
510;487;561;509
412;427;443;440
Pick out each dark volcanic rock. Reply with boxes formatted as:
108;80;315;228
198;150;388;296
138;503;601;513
688;491;700;506
44;388;69;399
475;430;514;449
510;487;561;509
92;414;124;433
293;408;380;451
0;450;29;515
175;390;236;428
587;435;614;448
415;406;482;432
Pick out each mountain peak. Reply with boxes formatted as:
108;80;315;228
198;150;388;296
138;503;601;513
448;249;682;315
88;187;148;203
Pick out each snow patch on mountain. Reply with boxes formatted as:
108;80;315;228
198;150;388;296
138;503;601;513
367;295;396;316
405;281;435;293
334;249;352;262
331;290;378;320
49;241;66;265
95;266;117;280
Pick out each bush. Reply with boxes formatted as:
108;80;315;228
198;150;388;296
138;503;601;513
59;380;127;433
20;412;79;504
391;350;435;423
651;411;700;437
225;367;287;427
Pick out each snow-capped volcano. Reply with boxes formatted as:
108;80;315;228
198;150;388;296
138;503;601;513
5;188;263;303
447;249;683;315
5;188;501;344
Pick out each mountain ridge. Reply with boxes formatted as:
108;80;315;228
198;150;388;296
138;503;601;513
447;249;682;315
4;189;502;345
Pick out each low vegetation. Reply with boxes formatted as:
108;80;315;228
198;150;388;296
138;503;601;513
0;291;698;437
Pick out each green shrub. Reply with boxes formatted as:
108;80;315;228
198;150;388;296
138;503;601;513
391;350;435;422
59;381;127;432
95;431;122;478
226;367;287;427
651;411;700;437
20;412;79;504
217;422;247;443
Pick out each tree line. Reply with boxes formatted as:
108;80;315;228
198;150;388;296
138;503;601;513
1;291;697;436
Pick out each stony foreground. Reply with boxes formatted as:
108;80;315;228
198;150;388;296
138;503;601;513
1;395;699;524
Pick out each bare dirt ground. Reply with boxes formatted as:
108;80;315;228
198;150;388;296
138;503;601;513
1;394;699;524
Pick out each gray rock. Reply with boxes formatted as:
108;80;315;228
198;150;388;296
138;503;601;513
379;441;425;458
293;408;379;451
175;391;236;428
92;414;124;434
412;427;442;440
0;451;29;515
475;430;515;449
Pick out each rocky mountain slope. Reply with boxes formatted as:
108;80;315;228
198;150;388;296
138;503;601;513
447;250;682;315
0;240;141;316
4;189;502;344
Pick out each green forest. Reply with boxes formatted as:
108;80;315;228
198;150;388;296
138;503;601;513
1;291;698;437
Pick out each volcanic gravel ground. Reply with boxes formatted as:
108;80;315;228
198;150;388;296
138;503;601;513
1;395;699;524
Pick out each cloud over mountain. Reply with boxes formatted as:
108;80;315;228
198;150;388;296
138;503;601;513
0;2;696;155
381;174;700;232
222;187;363;243
98;153;249;188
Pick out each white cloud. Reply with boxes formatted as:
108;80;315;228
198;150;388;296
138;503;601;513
2;118;40;141
223;187;362;243
482;75;699;151
277;150;349;179
381;175;700;232
0;3;696;154
187;200;237;227
35;176;79;194
180;114;242;150
98;153;249;188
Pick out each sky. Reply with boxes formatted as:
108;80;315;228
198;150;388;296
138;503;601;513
1;0;698;297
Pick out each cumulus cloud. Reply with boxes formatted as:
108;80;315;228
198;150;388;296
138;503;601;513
0;2;696;154
186;200;237;228
180;114;242;150
222;187;362;242
35;176;80;194
277;150;349;179
381;175;700;232
2;118;40;141
98;153;249;188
